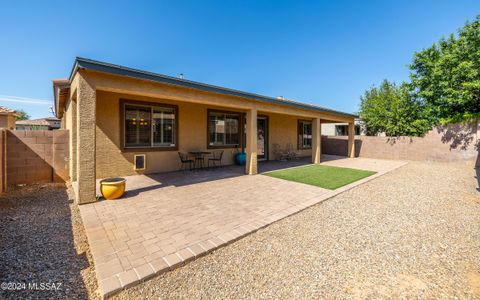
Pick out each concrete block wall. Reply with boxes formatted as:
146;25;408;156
322;121;480;166
5;130;69;187
0;130;5;192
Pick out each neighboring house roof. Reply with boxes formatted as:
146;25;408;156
55;57;357;119
323;118;363;124
16;119;49;126
16;117;60;127
0;106;19;116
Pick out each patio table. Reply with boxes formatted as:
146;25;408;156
188;151;211;169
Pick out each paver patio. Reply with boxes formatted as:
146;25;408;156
78;155;406;297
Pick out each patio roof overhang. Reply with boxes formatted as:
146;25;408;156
52;79;70;119
55;57;357;120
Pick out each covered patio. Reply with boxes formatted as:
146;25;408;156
78;155;406;297
55;58;360;206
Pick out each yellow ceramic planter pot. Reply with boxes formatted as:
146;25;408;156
100;178;126;200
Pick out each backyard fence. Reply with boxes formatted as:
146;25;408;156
0;129;69;192
322;121;480;167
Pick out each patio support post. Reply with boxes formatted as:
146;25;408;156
312;118;321;164
75;74;97;204
347;121;355;158
245;108;258;175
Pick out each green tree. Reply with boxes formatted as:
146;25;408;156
359;80;431;136
16;109;30;120
409;15;480;124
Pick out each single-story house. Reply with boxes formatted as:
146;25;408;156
322;118;366;136
0;106;19;130
16;117;61;130
53;57;357;204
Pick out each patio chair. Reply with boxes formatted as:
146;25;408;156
178;152;194;171
208;150;224;168
272;143;289;161
286;143;299;160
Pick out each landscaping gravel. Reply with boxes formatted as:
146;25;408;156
112;161;480;299
0;183;99;300
1;161;478;299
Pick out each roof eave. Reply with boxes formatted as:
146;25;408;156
69;57;358;119
53;79;70;119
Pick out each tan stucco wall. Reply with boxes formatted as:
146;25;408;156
8;115;16;129
60;70;354;190
0;114;16;130
64;97;77;180
264;112;311;159
94;91;314;178
0;115;8;128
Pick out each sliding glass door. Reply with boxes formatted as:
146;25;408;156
257;117;268;160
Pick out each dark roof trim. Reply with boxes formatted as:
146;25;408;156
52;80;70;118
69;57;357;118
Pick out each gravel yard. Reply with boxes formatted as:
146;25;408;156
112;161;480;299
0;183;98;300
0;161;479;299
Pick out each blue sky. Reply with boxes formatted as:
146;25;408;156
0;1;478;119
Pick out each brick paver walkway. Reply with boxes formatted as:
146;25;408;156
78;155;406;297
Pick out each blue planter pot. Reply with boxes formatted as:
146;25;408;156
235;153;246;166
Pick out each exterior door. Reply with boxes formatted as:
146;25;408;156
257;117;268;160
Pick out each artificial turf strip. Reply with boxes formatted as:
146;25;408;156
263;165;376;190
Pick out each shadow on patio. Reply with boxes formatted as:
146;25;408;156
97;155;354;199
110;156;346;198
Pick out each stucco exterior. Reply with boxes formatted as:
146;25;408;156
95;90;315;178
321;118;366;136
64;97;77;181
16;117;61;130
0;114;17;130
54;58;356;204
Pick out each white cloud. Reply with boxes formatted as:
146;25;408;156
0;95;52;105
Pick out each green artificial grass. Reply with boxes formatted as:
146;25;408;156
264;164;376;190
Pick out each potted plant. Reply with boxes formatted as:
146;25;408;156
100;178;126;200
234;147;246;166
